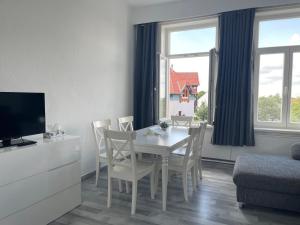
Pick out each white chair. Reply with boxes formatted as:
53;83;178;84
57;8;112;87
172;122;207;185
117;116;134;132
92;119;112;187
170;115;193;152
196;122;207;182
171;115;193;127
118;116;142;162
92;119;125;191
168;127;202;202
104;130;156;215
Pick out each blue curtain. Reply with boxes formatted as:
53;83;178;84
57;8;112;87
212;9;255;146
133;22;158;130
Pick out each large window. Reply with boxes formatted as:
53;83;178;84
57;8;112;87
254;11;300;129
159;19;218;121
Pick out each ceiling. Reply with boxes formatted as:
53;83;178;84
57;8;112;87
128;0;183;7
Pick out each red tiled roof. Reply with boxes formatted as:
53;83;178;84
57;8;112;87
170;68;199;94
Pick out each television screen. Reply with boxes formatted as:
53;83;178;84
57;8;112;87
0;92;45;140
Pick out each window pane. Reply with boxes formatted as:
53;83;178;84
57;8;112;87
259;17;300;48
169;57;209;121
290;52;300;123
257;54;284;122
169;27;216;55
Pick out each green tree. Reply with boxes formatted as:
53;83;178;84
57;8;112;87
291;97;300;123
258;94;281;122
194;101;208;121
194;91;206;112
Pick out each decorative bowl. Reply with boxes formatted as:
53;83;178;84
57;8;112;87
159;121;169;131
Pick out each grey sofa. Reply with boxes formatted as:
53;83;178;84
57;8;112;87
233;154;300;212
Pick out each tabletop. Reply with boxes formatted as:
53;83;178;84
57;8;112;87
134;125;189;150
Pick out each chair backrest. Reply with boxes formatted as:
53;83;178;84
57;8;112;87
171;115;193;127
104;130;137;176
118;116;134;131
92;119;111;154
198;122;207;157
182;127;201;168
182;123;207;168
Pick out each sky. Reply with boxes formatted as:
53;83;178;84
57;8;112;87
259;17;300;48
170;27;216;55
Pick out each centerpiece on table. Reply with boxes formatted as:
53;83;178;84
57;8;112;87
159;121;169;131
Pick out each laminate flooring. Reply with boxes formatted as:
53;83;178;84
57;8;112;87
50;161;300;225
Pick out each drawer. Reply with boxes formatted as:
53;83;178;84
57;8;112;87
0;172;48;220
47;162;80;196
0;184;81;225
46;138;80;170
0;146;47;187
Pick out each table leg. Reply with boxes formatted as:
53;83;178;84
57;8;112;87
162;156;168;211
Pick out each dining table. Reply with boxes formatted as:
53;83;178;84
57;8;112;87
133;125;190;211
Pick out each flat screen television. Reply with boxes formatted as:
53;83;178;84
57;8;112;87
0;92;45;148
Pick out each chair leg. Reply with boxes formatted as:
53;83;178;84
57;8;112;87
150;170;155;199
182;171;188;202
138;153;143;160
118;180;123;192
191;167;197;192
154;166;160;194
107;177;112;208
131;181;138;215
126;181;130;194
95;160;100;187
198;158;203;181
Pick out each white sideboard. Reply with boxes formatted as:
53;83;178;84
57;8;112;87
0;135;81;225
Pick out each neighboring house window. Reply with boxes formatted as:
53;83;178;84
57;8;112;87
159;18;218;121
254;8;300;129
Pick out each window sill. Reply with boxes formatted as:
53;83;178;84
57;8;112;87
205;124;300;136
254;128;300;136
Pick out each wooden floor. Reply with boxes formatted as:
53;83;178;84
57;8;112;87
50;161;300;225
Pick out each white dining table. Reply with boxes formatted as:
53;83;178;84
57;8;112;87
133;125;190;211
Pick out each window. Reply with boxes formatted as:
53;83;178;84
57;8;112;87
258;17;300;48
257;53;284;123
159;19;218;121
254;11;300;129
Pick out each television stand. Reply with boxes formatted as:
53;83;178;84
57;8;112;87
0;135;81;225
0;138;37;148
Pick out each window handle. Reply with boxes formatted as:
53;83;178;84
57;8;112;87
284;86;288;96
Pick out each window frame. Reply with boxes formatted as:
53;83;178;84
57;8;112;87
159;17;218;119
253;9;300;129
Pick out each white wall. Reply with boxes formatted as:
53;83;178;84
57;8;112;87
131;0;300;24
0;0;133;176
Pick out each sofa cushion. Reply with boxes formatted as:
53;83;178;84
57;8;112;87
233;154;300;195
291;143;300;160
